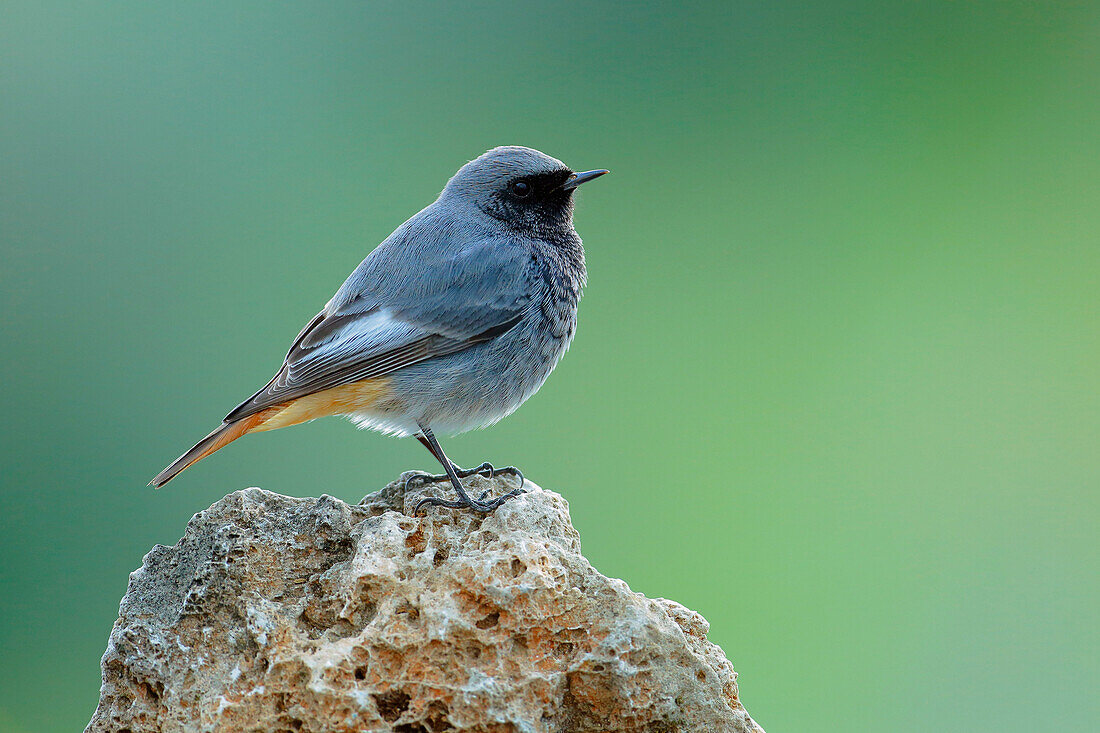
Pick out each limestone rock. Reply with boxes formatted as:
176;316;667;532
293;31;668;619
87;475;763;732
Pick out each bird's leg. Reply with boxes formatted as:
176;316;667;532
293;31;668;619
411;427;525;514
405;435;524;499
404;435;488;492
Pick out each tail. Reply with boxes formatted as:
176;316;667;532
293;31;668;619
149;411;273;488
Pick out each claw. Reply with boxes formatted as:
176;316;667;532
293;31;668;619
495;466;524;489
415;487;525;516
407;459;526;515
405;463;524;492
403;471;437;492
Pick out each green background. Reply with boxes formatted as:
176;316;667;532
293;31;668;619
2;2;1097;731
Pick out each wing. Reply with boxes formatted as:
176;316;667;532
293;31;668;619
224;235;533;422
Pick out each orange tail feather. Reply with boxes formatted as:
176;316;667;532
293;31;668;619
149;408;276;488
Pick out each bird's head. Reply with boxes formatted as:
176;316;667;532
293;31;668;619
441;146;607;236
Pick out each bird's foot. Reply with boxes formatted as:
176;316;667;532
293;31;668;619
404;462;524;493
407;462;526;515
414;485;526;515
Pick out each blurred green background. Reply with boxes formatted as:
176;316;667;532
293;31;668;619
2;2;1098;731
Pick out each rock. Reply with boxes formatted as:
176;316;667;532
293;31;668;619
87;475;764;733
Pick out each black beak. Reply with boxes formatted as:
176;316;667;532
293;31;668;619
562;169;609;191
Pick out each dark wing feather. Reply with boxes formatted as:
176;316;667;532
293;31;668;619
224;309;522;422
224;236;533;422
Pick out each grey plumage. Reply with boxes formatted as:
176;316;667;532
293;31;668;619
152;146;607;505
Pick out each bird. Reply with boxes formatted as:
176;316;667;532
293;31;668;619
150;146;608;513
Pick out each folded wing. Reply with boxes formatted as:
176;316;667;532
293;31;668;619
224;236;532;422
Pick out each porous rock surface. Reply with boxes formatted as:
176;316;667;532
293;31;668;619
87;475;763;732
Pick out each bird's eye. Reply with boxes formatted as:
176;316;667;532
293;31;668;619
511;180;531;198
